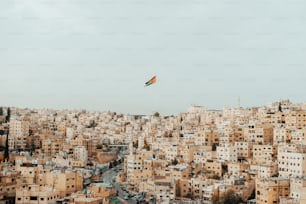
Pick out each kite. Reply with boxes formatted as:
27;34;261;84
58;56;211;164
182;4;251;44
145;75;157;87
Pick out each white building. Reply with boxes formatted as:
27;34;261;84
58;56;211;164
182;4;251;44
289;177;306;203
73;146;88;162
216;143;237;162
278;146;306;178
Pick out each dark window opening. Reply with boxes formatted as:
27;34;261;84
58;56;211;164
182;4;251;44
30;196;38;201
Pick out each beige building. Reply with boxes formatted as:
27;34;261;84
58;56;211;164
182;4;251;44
73;197;106;204
0;170;20;199
164;144;178;162
249;163;278;179
15;163;39;185
228;162;250;178
252;144;277;164
170;163;191;181
178;178;215;199
216;143;237;162
41;137;63;156
235;142;252;161
73;146;88;164
145;179;176;204
204;160;222;177
16;185;60;204
286;110;306;129
202;184;218;202
273;126;291;144
256;178;290;204
193;147;213;164
126;150;153;185
86;183;115;198
9;118;29;150
291;128;306;145
244;123;273;144
287;177;306;204
45;170;83;197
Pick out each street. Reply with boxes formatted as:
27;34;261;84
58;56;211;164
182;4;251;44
101;163;137;204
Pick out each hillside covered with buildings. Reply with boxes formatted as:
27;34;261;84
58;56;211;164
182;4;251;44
1;100;306;204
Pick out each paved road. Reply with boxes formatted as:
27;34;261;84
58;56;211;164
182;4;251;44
102;167;118;183
101;164;137;204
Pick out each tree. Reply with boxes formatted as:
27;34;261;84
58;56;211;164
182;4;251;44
278;102;282;112
186;193;193;199
30;136;36;155
222;164;228;176
171;158;178;165
113;160;118;167
153;112;160;117
247;189;255;200
87;120;97;128
209;174;221;180
211;194;220;204
4;130;9;161
0;107;3;116
5;108;11;122
212;189;243;204
212;143;217;151
223;189;243;204
133;141;138;149
143;139;150;151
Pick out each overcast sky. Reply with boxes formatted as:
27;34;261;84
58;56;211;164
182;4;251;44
1;0;306;115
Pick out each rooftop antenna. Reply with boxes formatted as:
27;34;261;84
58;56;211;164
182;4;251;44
237;97;240;109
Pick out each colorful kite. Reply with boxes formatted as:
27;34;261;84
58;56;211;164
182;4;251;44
145;75;157;87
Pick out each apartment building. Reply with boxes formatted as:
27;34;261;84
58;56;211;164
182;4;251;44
204;161;222;177
273;126;291;144
9;118;29;150
235;142;252;161
193;147;213;164
291;128;306;145
73;146;88;164
41;137;63;156
228;162;250;178
169;163;191;181
278;144;306;178
16;185;60;204
45;170;83;197
249;163;278;179
256;178;290;204
252;144;277;164
0;169;20;198
244;123;273;144
286;110;306;129
216;143;237;162
148;179;176;204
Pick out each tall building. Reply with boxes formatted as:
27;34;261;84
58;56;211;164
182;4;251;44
9;118;29;150
73;146;88;162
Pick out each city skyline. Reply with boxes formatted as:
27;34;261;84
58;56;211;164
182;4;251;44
1;0;306;115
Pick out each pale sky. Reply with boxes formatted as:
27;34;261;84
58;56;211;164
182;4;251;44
1;0;306;115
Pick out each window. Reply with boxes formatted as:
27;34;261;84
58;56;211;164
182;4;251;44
30;197;38;201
